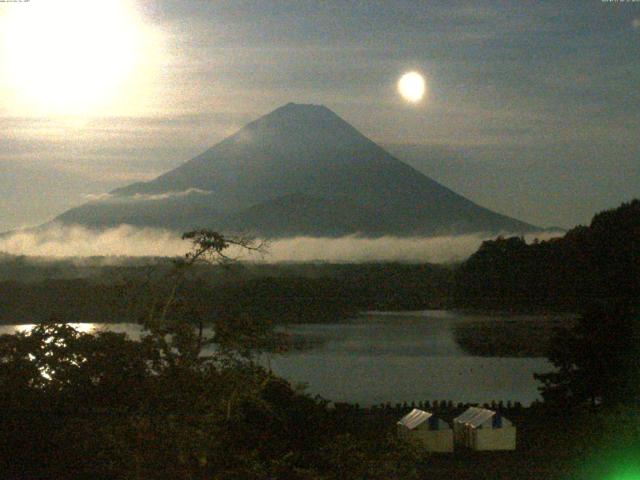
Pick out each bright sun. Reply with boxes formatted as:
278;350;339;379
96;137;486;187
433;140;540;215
0;0;145;115
398;71;427;103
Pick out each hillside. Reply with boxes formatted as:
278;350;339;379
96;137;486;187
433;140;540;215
455;199;640;311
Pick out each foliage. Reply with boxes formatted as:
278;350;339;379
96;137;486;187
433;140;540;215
0;321;421;479
534;301;640;407
0;230;420;479
455;199;640;311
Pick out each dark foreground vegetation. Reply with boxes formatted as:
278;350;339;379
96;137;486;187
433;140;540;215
0;322;420;479
0;199;639;478
0;232;411;479
1;318;638;480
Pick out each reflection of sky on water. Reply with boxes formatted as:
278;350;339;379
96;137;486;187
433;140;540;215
0;323;144;337
0;311;552;406
266;312;551;406
278;314;464;357
268;354;549;407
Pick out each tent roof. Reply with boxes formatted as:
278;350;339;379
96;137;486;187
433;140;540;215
454;407;496;428
466;409;496;428
397;409;433;430
454;407;485;424
454;407;514;428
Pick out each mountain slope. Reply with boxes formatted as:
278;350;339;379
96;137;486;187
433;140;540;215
54;103;536;236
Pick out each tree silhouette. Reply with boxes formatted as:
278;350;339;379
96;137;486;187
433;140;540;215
535;301;640;407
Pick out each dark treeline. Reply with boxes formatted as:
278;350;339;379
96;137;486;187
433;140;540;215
0;199;637;326
0;263;454;325
455;199;639;312
0;253;175;283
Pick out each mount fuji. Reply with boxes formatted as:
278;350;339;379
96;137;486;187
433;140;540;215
54;103;536;237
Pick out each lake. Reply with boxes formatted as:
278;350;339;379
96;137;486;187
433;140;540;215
0;310;554;406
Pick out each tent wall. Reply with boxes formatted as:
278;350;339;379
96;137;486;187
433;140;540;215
397;419;454;453
471;426;517;451
399;426;453;452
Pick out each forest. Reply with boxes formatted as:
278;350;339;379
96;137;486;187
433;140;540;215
0;261;454;325
0;201;638;478
1;200;637;327
454;199;639;311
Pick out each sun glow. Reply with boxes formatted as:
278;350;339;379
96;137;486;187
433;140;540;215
398;71;427;103
0;0;152;116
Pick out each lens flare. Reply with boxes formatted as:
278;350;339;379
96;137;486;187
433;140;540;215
0;0;154;115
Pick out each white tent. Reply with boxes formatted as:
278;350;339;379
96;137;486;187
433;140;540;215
453;407;516;451
453;406;482;445
397;409;453;452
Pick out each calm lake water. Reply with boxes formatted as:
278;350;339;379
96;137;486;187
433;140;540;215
0;310;552;406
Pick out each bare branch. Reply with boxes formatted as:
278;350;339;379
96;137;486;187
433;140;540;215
181;229;268;265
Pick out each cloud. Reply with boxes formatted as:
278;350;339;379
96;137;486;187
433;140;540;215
84;188;213;203
0;225;190;258
83;193;115;202
0;224;563;263
262;232;562;263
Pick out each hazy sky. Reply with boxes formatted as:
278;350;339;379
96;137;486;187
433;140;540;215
0;0;638;231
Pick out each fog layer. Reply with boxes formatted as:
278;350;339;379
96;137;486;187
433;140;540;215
0;224;562;263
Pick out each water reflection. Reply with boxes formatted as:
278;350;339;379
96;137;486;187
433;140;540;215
0;323;143;337
266;312;551;406
0;311;552;406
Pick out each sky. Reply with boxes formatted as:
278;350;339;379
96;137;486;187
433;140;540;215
0;0;638;232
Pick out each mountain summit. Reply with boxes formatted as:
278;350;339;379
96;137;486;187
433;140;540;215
55;103;536;236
